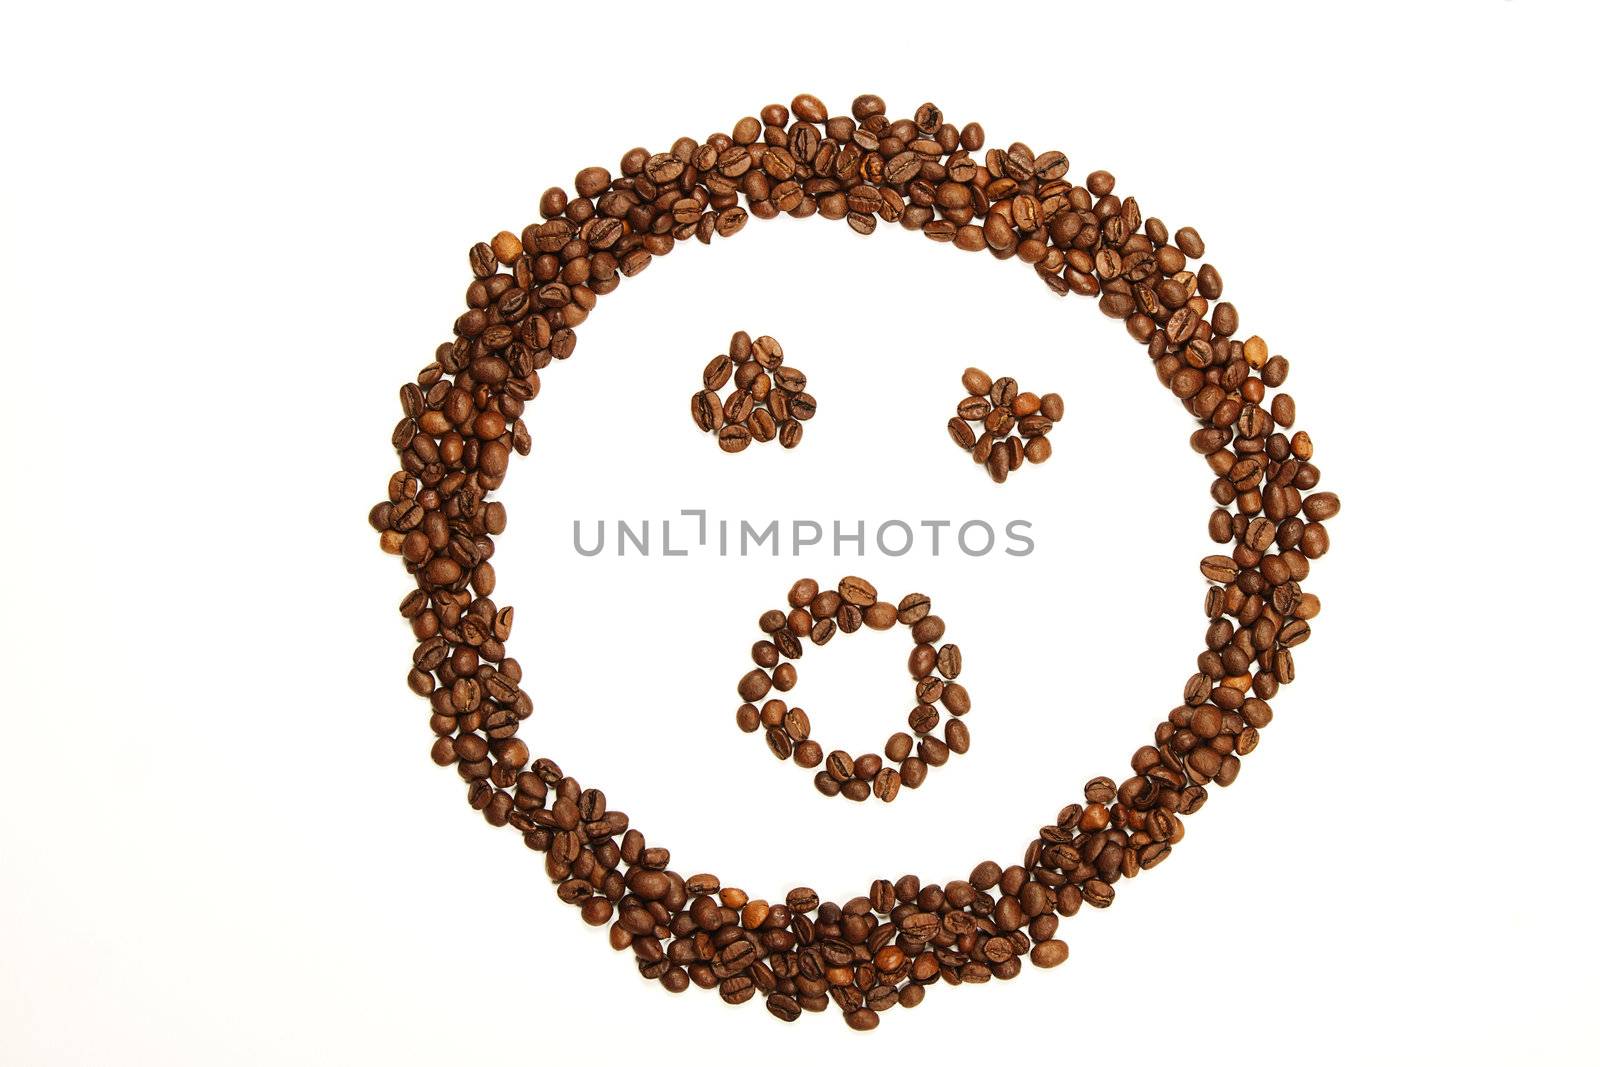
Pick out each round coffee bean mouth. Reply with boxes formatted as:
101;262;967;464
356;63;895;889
736;579;970;803
371;92;1340;1031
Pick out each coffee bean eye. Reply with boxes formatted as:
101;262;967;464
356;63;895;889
372;91;1338;1031
690;332;809;450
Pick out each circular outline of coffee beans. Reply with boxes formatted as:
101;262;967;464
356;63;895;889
372;91;1340;1031
735;578;971;803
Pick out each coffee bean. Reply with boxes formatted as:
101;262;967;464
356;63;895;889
957;395;992;420
838;576;877;606
986;446;1010;483
1304;492;1341;521
899;757;927;789
845;1008;879;1031
897;593;930;624
1030;940;1069;968
737;669;771;701
948;417;976;450
773;366;806;393
703;355;733;390
885;732;913;762
783;707;811;741
718;424;752;453
753;335;785;369
865;601;898;629
723;389;755;424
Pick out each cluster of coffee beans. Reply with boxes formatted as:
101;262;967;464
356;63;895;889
691;331;815;452
947;367;1061;483
371;92;1341;1031
735;578;970;803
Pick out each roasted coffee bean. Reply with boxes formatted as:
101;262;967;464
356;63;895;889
749;408;777;442
948;417;977;450
752;335;784;369
957;395;992;420
690;390;724;431
897;593;931;624
737;669;771;701
703;354;733;390
766;727;793;760
986;446;1009;483
780;390;812;421
885;732;913;762
735;704;760;732
900;757;928;789
718;424;752;453
724;389;755;424
838;576;877;606
773;366;807;393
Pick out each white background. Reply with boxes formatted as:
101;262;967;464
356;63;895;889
3;2;1596;1063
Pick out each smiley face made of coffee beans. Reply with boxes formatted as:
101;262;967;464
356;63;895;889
369;93;1339;1030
